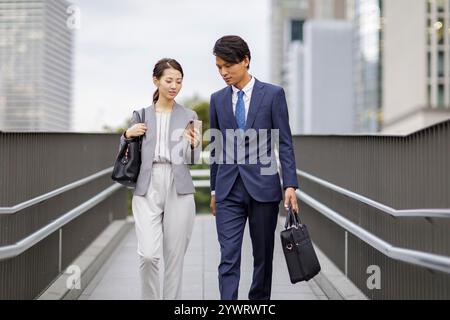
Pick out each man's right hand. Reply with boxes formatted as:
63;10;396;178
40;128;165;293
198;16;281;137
210;196;216;216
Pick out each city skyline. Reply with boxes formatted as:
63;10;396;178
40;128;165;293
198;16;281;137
1;0;449;133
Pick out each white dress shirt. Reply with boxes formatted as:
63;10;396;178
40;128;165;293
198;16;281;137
153;111;172;163
231;75;255;122
211;76;255;196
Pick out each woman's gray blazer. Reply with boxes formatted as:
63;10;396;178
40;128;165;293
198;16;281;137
119;103;201;196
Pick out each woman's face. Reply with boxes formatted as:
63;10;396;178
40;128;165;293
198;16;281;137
154;68;183;101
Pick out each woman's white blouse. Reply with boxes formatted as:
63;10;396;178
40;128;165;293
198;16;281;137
153;112;172;163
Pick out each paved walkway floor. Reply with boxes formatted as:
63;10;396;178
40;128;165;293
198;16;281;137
79;215;328;300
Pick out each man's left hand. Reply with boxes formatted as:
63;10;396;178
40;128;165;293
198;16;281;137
284;187;299;214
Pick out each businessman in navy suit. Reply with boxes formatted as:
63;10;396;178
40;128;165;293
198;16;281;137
209;35;300;300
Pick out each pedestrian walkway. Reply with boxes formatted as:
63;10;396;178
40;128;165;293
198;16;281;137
79;215;328;300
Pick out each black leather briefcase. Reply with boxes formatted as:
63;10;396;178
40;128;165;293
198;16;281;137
280;207;321;284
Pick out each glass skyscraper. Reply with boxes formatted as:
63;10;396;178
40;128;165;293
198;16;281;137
427;0;450;108
0;0;73;132
352;0;383;133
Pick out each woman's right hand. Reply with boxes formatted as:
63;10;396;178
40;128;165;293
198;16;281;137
125;123;147;139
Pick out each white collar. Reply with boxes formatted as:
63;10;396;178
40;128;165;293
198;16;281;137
232;76;255;96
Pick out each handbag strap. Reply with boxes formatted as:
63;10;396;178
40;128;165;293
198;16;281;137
131;108;146;125
142;108;146;122
132;109;145;125
140;108;146;137
131;108;146;151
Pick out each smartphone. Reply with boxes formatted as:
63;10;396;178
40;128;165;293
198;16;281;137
186;120;202;146
192;119;202;133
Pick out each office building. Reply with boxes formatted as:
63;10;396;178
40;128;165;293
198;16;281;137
0;0;73;132
382;0;450;133
302;20;354;134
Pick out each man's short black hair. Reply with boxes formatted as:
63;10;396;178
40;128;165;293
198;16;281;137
213;35;251;69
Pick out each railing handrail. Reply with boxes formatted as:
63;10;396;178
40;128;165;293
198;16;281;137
0;169;211;260
297;170;450;218
297;189;450;274
0;184;122;261
193;180;211;188
2;165;448;273
0;167;114;215
198;167;450;218
191;168;450;274
0;168;211;215
6;164;447;219
190;169;210;177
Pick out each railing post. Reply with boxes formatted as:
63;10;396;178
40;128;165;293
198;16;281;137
59;229;63;274
345;231;348;276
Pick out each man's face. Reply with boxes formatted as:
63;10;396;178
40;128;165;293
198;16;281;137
215;56;249;87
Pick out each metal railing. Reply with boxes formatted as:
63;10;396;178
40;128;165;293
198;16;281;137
293;120;450;299
298;170;450;218
296;188;450;274
180;145;450;276
0;133;128;300
0;167;211;260
0;181;121;261
2;120;449;300
187;169;450;275
191;169;210;188
0;168;114;215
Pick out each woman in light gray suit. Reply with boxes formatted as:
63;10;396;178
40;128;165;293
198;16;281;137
120;58;201;300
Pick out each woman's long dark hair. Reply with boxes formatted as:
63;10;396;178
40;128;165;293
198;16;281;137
153;58;184;104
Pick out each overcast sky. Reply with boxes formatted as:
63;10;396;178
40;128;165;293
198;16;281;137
72;0;270;132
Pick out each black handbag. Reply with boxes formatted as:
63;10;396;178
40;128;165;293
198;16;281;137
111;109;145;188
280;207;321;284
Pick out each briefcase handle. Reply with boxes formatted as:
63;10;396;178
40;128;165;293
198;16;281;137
284;205;303;229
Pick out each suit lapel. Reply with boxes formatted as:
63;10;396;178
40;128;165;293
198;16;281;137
170;102;192;152
141;105;156;163
144;105;157;144
223;86;237;130
245;79;265;130
170;103;183;139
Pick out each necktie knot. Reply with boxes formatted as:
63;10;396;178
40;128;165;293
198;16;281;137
237;90;245;99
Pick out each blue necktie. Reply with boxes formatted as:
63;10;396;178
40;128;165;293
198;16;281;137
236;90;245;130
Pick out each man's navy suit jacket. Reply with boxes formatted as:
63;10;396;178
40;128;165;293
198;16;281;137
209;78;298;203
